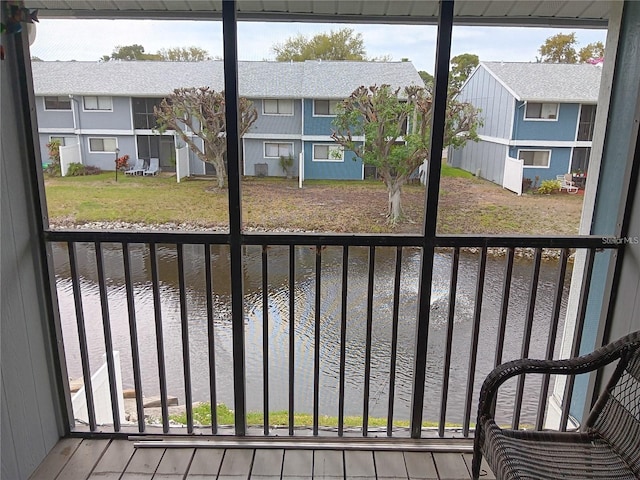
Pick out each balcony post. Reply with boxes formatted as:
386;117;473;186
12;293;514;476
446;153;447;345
410;0;454;438
222;0;247;435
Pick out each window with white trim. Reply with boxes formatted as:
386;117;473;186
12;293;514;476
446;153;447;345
263;99;293;115
44;96;71;110
89;137;117;152
524;102;558;120
264;142;293;158
49;136;77;147
518;149;550;167
314;99;340;116
313;144;343;162
84;96;113;111
50;136;67;146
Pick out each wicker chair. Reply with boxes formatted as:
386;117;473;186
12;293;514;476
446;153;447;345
472;330;640;479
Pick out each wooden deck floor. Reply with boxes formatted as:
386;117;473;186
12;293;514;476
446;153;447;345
29;438;496;480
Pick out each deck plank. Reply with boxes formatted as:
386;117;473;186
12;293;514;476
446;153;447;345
282;449;313;478
251;448;284;479
186;449;225;479
313;450;344;479
432;453;470;480
89;440;136;479
403;452;438;480
461;454;495;480
120;447;165;480
55;439;110;480
218;449;254;479
344;451;375;479
153;448;195;479
374;451;408;479
29;437;83;480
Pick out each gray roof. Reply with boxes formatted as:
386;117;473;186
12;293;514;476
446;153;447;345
32;60;423;99
480;62;602;103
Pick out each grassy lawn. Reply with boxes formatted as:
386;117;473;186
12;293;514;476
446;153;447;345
169;402;452;429
44;168;584;235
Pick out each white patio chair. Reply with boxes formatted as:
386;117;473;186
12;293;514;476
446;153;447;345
124;159;145;175
557;174;579;194
143;158;160;176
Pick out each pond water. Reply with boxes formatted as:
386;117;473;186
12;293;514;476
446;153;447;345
52;242;570;426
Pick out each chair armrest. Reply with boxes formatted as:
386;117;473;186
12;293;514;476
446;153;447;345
476;331;639;422
471;331;639;480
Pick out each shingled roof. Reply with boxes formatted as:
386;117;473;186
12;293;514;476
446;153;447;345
480;61;602;103
31;60;422;99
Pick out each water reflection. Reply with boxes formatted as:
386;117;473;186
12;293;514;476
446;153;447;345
53;242;569;426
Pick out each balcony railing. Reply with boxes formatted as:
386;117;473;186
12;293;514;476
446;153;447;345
45;229;618;440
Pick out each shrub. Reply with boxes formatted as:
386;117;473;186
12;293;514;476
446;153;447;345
65;163;102;176
278;154;294;177
46;162;61;176
537;179;561;194
45;140;62;176
115;154;130;170
66;163;85;176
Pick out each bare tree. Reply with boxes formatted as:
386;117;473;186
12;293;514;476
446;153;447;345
332;85;481;223
155;87;257;188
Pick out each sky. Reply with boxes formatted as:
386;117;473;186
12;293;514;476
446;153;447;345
30;19;607;73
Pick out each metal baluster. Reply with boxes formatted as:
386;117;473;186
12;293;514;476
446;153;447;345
362;246;376;437
67;242;96;431
495;247;515;368
338;246;349;437
536;248;569;430
177;244;193;433
94;242;121;431
313;245;322;436
149;243;169;432
387;246;403;437
512;248;542;429
439;247;460;437
560;248;596;431
122;242;145;432
463;246;487;437
262;245;270;435
205;244;218;433
288;245;295;436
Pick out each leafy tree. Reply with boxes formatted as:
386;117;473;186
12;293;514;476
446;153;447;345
157;46;213;62
272;28;366;61
450;53;479;89
538;33;606;64
418;70;434;88
538;32;578;63
331;85;481;223
103;44;161;61
154;87;257;188
578;41;605;63
45;139;62;176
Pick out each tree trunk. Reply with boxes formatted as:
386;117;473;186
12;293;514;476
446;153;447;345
213;154;226;188
387;181;403;223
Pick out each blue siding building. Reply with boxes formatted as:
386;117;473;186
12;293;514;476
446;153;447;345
449;62;601;190
32;60;422;180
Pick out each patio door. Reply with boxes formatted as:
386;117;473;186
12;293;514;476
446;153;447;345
136;135;176;172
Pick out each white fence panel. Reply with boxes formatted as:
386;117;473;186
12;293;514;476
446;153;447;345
503;155;523;195
176;146;190;183
59;143;81;177
71;351;125;426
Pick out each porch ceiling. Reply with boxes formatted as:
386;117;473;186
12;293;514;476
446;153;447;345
30;1;610;27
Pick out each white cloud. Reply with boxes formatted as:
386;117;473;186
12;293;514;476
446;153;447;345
31;18;606;73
